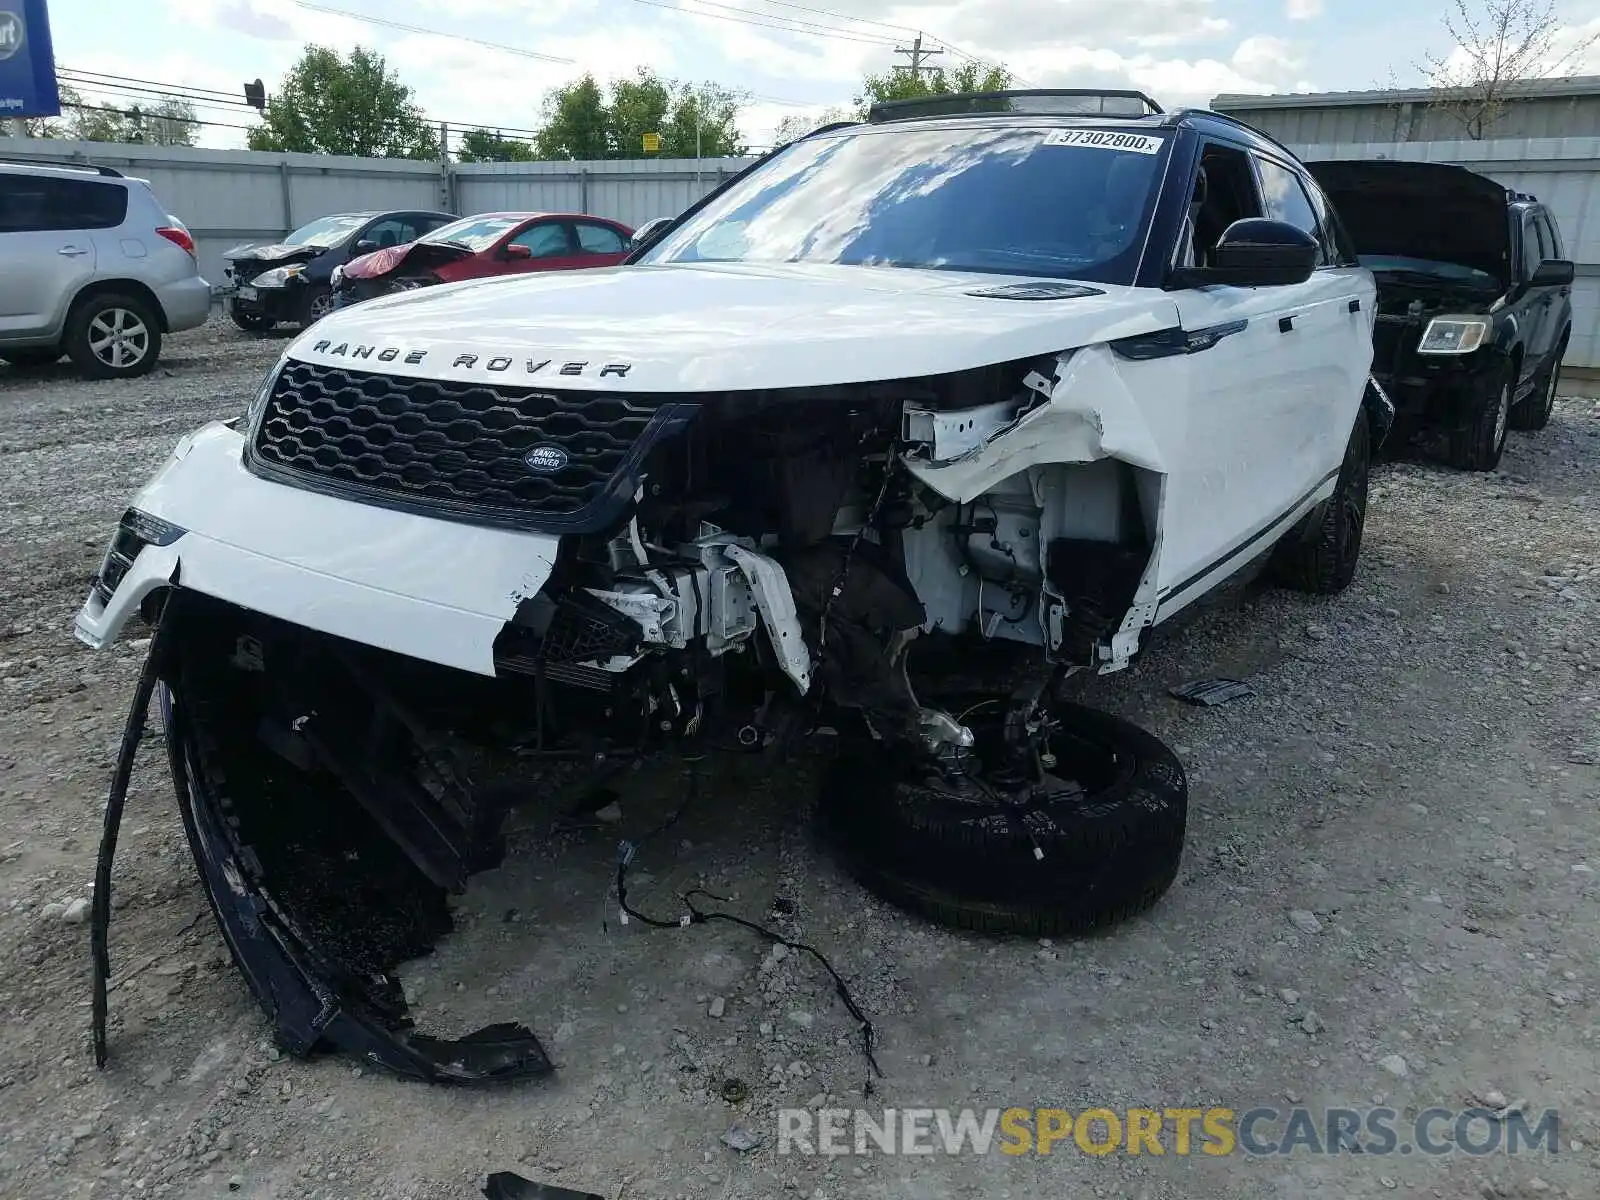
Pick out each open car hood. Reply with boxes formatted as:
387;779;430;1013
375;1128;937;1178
288;260;1178;392
224;241;328;265
344;240;477;281
1305;160;1511;287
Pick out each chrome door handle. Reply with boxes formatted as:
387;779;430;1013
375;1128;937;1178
58;245;90;257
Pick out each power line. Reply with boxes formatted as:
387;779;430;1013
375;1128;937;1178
291;1;578;64
743;0;916;36
61;68;251;102
659;0;902;45
58;100;257;133
616;0;900;47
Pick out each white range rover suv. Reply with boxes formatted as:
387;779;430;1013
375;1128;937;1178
77;92;1386;1082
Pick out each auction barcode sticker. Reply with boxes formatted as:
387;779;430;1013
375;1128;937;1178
1042;129;1164;154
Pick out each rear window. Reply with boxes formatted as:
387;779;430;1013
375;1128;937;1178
640;124;1172;285
0;174;129;233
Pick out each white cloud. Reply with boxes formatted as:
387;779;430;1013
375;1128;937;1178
1285;0;1323;19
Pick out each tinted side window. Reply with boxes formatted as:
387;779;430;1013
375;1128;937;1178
1522;213;1545;276
1256;157;1328;264
1537;210;1563;259
574;221;626;254
1301;175;1357;266
364;218;420;249
510;222;572;258
0;175;128;232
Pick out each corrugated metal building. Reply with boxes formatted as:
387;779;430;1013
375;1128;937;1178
1211;76;1600;145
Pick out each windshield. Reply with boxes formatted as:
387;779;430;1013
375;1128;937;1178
283;214;369;248
422;215;523;252
1358;254;1501;290
639;124;1170;283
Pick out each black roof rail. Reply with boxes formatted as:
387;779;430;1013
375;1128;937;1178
867;88;1163;123
0;155;124;178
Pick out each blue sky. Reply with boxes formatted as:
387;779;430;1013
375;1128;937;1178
42;0;1600;150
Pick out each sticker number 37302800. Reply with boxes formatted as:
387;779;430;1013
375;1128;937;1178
1042;129;1164;154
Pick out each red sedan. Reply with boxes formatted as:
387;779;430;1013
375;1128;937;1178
331;211;634;306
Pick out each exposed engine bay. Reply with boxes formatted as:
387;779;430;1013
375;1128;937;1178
471;355;1157;762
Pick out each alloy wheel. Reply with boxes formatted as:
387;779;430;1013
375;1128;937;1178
88;308;151;371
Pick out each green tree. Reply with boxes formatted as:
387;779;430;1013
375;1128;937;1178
661;82;746;157
534;73;609;160
70;97;199;146
530;71;748;160
246;46;438;158
457;128;536;162
856;61;1012;117
607;68;672;157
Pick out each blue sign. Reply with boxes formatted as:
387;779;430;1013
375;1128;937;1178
0;0;60;120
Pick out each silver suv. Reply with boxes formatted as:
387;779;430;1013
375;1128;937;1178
0;158;211;378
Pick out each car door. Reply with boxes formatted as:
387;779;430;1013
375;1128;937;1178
502;219;586;274
1252;153;1374;489
1156;140;1340;608
572;219;631;266
1536;209;1573;366
0;174;102;338
1520;209;1561;385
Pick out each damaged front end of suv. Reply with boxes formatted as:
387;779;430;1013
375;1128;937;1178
77;96;1374;1082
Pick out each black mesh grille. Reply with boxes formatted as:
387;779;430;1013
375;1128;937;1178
249;360;698;534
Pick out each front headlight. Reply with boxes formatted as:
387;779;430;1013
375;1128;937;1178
253;264;306;288
1417;316;1490;355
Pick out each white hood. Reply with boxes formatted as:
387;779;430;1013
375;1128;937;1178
290;261;1178;392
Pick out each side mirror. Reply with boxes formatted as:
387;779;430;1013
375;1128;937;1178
629;216;674;251
1175;218;1319;288
354;239;377;254
1530;259;1574;287
503;243;533;260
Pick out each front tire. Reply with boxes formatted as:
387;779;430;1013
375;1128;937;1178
65;294;161;380
1271;406;1370;595
229;304;276;333
298;284;334;328
1446;364;1511;471
819;695;1188;936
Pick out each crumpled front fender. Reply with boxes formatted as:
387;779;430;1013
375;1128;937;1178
901;345;1166;502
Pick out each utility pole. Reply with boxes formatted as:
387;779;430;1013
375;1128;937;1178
893;33;943;79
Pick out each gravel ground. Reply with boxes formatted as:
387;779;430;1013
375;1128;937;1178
2;315;1599;1200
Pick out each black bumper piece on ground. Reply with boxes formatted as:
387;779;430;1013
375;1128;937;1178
229;285;305;324
91;593;553;1086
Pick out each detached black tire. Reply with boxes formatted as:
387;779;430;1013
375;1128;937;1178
818;695;1187;936
229;304;276;333
1271;406;1370;595
65;293;161;379
0;347;62;368
1446;362;1511;471
1510;339;1564;432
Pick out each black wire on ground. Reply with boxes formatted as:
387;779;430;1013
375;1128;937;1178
607;759;883;1095
92;608;176;1068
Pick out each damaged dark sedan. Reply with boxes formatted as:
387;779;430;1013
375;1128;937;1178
225;209;457;331
1307;160;1574;471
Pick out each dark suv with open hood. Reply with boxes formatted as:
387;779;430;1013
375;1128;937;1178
1308;160;1573;471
